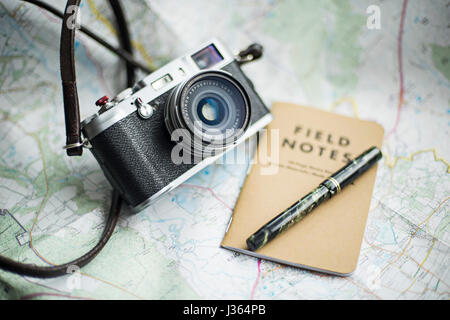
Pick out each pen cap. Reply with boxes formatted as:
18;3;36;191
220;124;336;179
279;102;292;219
332;146;382;189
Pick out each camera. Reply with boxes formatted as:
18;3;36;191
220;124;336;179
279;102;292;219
81;39;272;213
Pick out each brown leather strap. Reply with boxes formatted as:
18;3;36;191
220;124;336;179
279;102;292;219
60;0;83;156
0;0;137;279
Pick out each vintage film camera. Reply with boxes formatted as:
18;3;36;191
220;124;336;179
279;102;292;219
81;39;273;212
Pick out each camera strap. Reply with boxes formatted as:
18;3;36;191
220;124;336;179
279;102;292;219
60;0;83;156
0;0;135;278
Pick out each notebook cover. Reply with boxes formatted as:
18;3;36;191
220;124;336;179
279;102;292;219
221;102;384;275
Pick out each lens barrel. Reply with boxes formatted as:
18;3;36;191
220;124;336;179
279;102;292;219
165;71;251;157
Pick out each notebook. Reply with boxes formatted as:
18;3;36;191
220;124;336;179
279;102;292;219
221;102;384;276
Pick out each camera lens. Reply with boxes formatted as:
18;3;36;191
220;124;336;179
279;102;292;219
197;96;226;126
165;71;250;155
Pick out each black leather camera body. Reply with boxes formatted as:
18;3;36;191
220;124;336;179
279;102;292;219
81;39;272;212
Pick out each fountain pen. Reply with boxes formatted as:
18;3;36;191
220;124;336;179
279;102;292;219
246;146;382;251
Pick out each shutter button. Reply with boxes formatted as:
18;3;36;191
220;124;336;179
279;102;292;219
95;96;109;106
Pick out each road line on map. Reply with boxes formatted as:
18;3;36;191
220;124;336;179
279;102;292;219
87;0;117;35
386;0;408;139
329;96;360;119
0;2;23;18
369;148;449;289
383;148;450;174
364;236;448;287
28;134;49;235
25;242;146;300
263;264;284;277
399;238;436;297
374;196;450;284
250;259;262;300
87;0;155;69
179;184;233;211
343;277;382;300
369;166;393;212
363;235;449;291
79;272;146;300
2;115;51;251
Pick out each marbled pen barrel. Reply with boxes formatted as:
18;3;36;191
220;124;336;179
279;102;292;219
246;185;331;251
246;146;382;251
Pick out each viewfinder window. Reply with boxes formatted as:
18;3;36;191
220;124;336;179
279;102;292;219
151;74;173;90
191;44;223;69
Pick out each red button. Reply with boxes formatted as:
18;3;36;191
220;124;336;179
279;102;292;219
95;96;109;106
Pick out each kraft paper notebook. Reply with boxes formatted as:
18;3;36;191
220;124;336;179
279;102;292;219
221;102;384;276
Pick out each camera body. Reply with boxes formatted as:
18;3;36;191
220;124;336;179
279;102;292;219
81;39;272;212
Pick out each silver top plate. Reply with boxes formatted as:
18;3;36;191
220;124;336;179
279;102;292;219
81;38;236;140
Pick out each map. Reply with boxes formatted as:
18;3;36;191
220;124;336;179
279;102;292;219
0;0;449;299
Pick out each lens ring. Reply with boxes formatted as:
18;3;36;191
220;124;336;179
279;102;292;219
165;70;251;156
180;72;250;141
